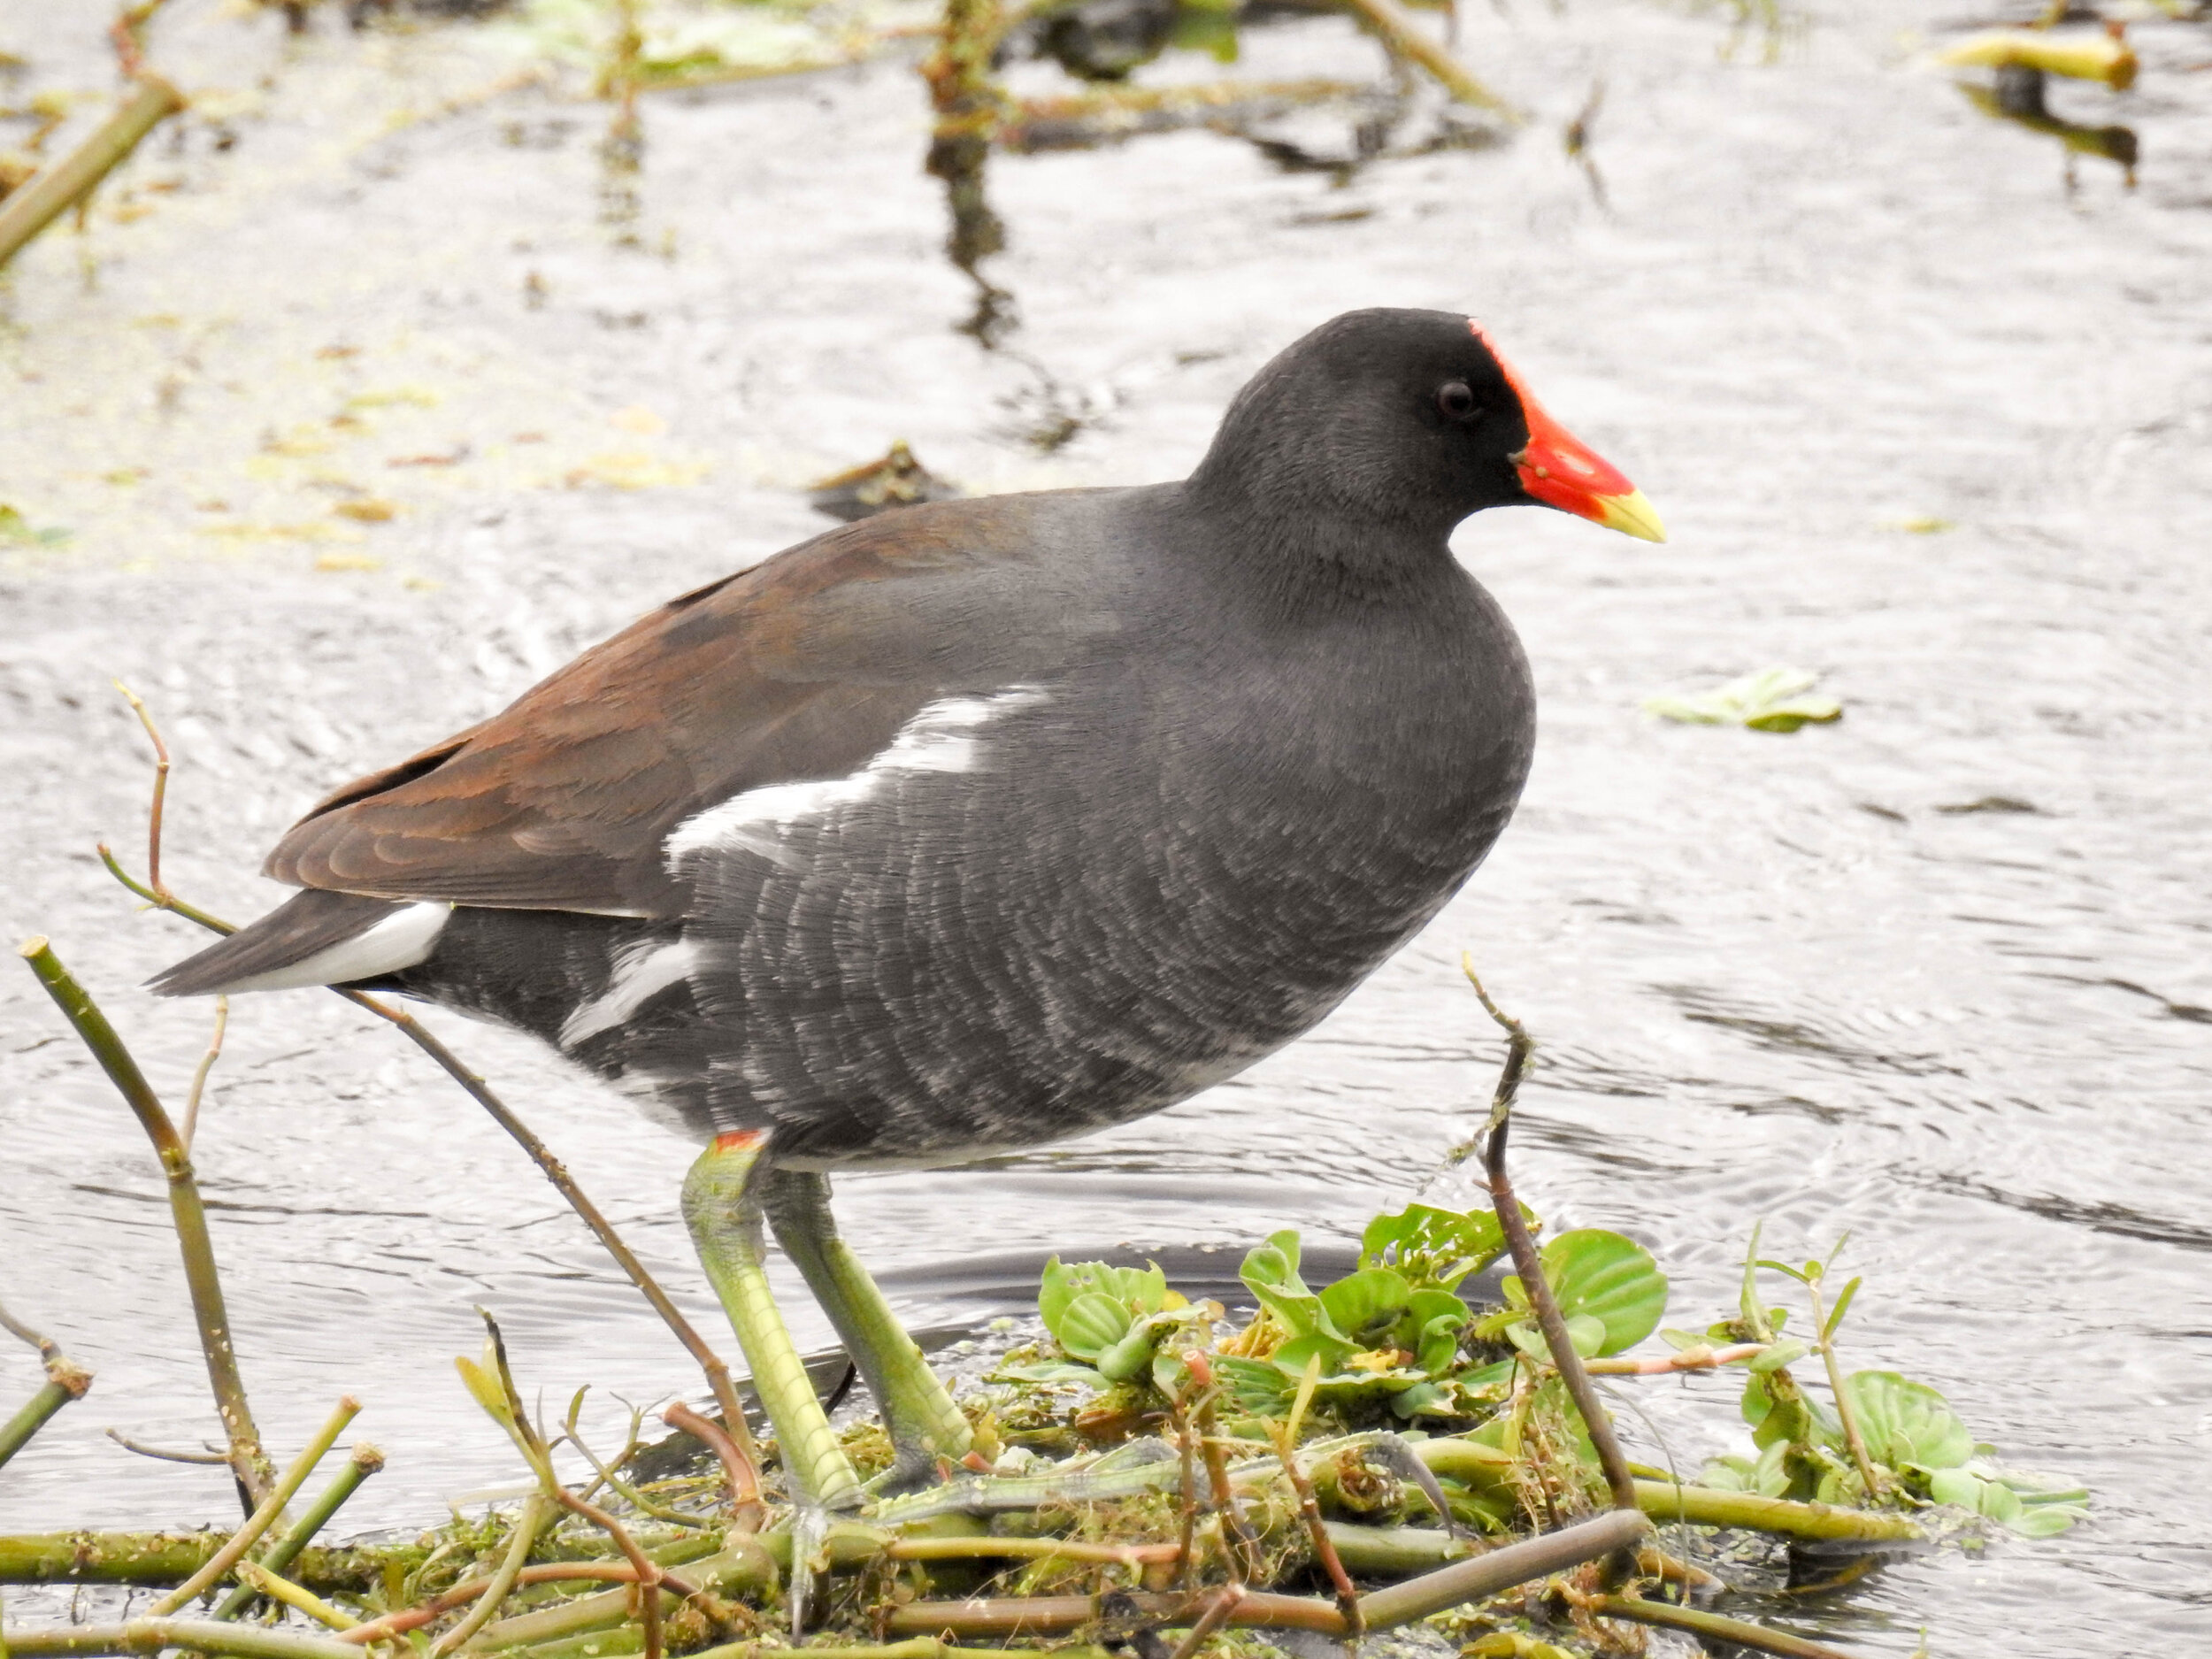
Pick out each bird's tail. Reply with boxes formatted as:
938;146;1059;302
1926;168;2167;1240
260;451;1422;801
149;889;451;996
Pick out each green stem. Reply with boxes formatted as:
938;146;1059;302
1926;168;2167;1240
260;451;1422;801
147;1397;359;1616
1805;1274;1882;1498
1585;1593;1863;1659
1355;1509;1649;1631
211;1443;384;1620
99;844;759;1465
0;1385;80;1474
1336;0;1520;118
0;1535;401;1592
1626;1479;1921;1542
17;938;275;1509
427;1493;549;1658
0;1620;362;1659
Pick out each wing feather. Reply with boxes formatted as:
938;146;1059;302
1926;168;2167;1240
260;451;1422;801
264;500;1063;917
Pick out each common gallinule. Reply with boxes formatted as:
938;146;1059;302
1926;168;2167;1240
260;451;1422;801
153;309;1662;1508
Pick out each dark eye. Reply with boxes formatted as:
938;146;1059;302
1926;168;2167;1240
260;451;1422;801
1436;381;1479;421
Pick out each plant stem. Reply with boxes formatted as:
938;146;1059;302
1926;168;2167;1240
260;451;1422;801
96;843;757;1466
146;1395;359;1616
1624;1480;1921;1543
0;1385;80;1474
0;1619;365;1659
1463;964;1639;1522
659;1402;760;1531
0;74;186;272
17;937;275;1509
1270;1423;1359;1628
0;1535;400;1591
211;1442;384;1620
427;1493;549;1658
1356;1509;1648;1631
1583;1593;1862;1659
1804;1273;1882;1498
233;1563;357;1631
180;997;227;1153
1335;0;1519;118
0;1301;93;1472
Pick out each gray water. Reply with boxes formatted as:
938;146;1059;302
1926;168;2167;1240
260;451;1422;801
3;0;2208;1651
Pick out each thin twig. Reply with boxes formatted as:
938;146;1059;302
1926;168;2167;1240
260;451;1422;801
96;693;758;1461
1584;1343;1770;1375
1266;1416;1359;1629
116;684;173;902
145;1395;360;1616
1804;1269;1882;1498
1583;1592;1861;1659
564;1425;712;1530
1167;1397;1199;1591
1165;1581;1246;1659
0;1299;94;1469
331;1557;692;1647
1184;1356;1263;1585
180;996;228;1153
426;1492;551;1657
1336;0;1521;118
17;937;274;1508
1463;959;1640;1521
105;1429;229;1465
661;1401;762;1532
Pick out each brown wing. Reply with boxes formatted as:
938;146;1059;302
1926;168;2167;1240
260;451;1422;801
265;498;1061;918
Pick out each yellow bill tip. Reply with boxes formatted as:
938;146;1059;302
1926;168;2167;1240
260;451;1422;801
1594;488;1667;543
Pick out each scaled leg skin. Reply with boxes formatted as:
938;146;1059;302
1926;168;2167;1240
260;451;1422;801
762;1168;975;1488
680;1133;864;1511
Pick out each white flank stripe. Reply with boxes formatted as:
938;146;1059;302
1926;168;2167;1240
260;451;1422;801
219;902;452;994
663;686;1046;871
559;937;703;1049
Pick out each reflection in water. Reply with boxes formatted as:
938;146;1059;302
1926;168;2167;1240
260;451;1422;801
1958;70;2137;189
926;125;1018;349
597;126;645;247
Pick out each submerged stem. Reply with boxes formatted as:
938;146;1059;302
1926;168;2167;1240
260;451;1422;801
17;937;274;1509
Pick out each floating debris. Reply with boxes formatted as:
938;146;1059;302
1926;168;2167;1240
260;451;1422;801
807;440;962;521
1935;22;2138;91
1642;666;1843;733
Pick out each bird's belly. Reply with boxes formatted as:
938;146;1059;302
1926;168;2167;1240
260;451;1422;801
651;700;1524;1168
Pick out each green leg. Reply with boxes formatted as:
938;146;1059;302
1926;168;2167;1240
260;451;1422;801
762;1168;974;1487
680;1133;864;1513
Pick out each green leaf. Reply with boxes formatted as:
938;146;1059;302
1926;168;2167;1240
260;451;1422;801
1359;1203;1511;1289
1271;1331;1358;1379
991;1361;1110;1388
1216;1356;1294;1417
1056;1292;1134;1361
1416;1310;1466;1375
1643;666;1841;733
1565;1314;1608;1358
1094;1318;1160;1384
1529;1230;1669;1356
1241;1233;1331;1340
454;1355;514;1428
1846;1371;1973;1471
1039;1258;1168;1346
1747;1338;1811;1373
1823;1276;1862;1340
1318;1268;1411;1342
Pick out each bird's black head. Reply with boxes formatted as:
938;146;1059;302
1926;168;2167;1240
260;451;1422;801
1187;308;1663;552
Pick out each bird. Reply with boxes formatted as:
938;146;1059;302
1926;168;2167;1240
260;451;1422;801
152;307;1663;1510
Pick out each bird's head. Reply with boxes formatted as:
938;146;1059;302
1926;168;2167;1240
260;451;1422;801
1191;308;1665;547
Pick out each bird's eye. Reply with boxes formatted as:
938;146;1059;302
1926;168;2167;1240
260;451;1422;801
1436;382;1479;421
